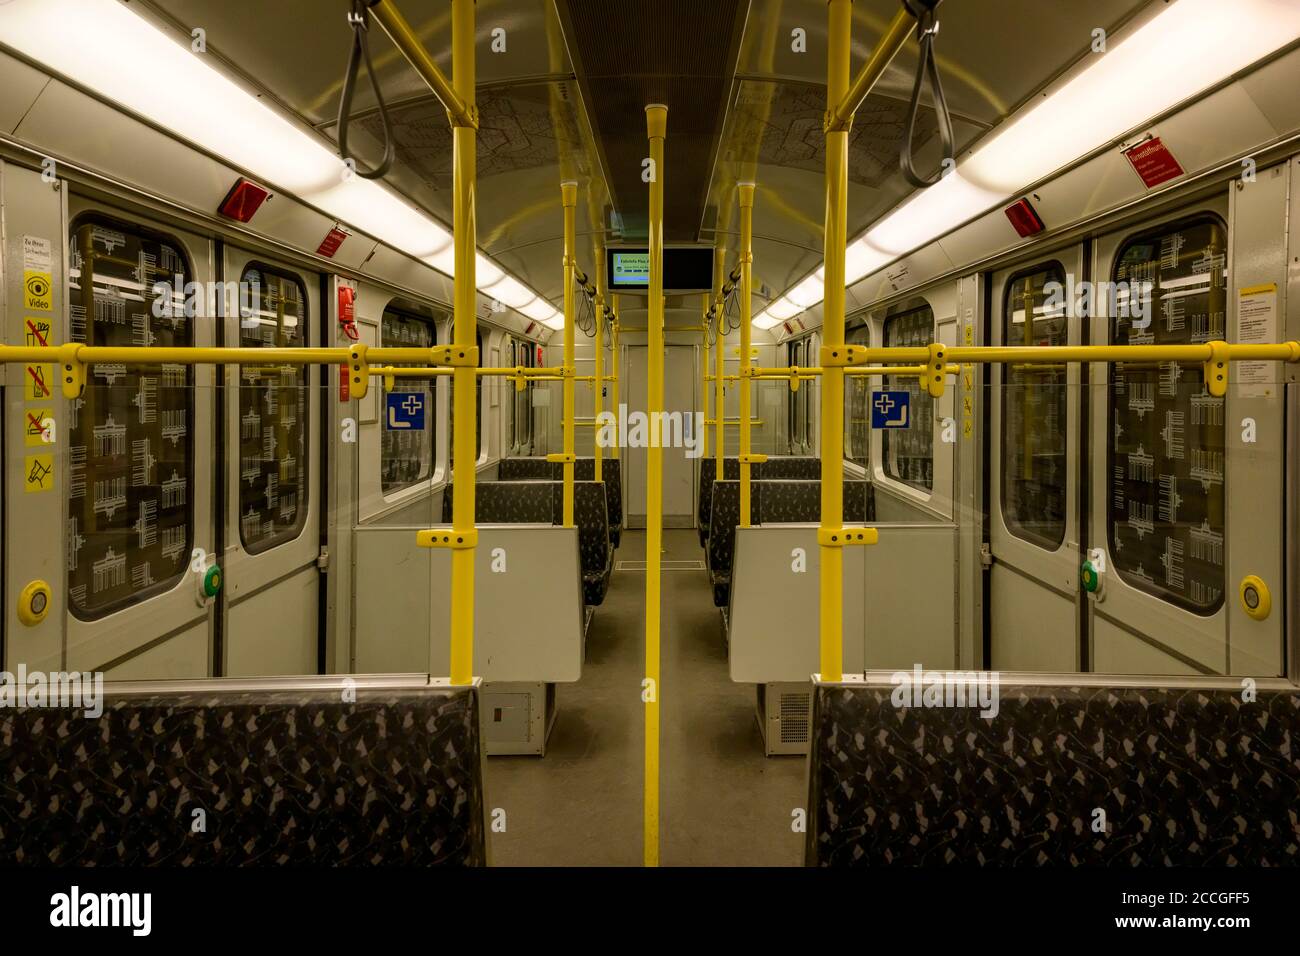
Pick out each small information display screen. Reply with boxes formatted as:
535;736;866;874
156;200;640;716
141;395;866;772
606;247;713;292
610;251;651;287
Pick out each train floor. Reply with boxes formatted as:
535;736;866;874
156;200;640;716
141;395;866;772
484;528;805;866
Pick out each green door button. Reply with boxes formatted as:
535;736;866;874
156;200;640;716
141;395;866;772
202;564;223;598
1081;561;1100;593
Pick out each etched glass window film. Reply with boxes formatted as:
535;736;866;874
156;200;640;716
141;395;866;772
381;307;436;494
238;265;309;552
845;322;870;469
508;335;537;455
1001;263;1068;549
449;329;483;467
882;305;935;492
68;215;194;618
1108;216;1227;613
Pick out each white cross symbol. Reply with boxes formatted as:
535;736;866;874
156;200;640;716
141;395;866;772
401;394;423;417
874;393;895;416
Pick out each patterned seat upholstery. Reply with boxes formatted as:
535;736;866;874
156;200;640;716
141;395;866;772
497;457;558;481
575;458;622;549
698;457;740;548
807;681;1300;867
753;479;876;523
0;684;485;866
443;480;554;523
707;480;741;607
757;456;821;480
563;480;613;606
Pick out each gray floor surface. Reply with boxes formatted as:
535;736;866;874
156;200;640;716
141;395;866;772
483;529;805;866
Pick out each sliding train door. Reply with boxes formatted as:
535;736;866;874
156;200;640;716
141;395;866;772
1086;194;1284;676
63;196;216;677
988;248;1084;671
220;247;322;676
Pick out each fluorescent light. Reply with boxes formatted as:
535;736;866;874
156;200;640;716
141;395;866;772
540;314;566;331
787;275;824;308
521;299;559;322
766;297;800;320
0;0;551;317
482;275;535;309
754;0;1300;324
752;311;782;330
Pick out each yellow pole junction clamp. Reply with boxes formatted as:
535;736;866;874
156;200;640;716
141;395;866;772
925;343;947;398
817;527;879;546
546;452;576;463
18;579;52;626
416;529;479;549
1239;574;1271;621
739;453;767;465
58;343;86;399
349;342;369;399
1204;339;1229;398
431;344;480;367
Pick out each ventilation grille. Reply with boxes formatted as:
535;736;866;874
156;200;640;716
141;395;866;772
778;691;810;744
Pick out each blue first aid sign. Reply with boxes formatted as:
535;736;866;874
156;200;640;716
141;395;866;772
386;392;426;430
871;390;910;428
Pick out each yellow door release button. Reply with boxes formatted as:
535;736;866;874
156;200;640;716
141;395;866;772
18;579;52;626
1239;575;1271;621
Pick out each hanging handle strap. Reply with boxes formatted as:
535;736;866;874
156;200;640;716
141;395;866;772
337;0;396;181
899;0;954;189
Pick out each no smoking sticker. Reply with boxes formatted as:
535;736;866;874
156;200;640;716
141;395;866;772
24;408;55;446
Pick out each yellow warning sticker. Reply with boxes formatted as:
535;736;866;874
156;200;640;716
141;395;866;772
24;316;56;348
24;408;55;447
24;363;54;402
963;419;973;439
24;453;54;493
23;270;53;312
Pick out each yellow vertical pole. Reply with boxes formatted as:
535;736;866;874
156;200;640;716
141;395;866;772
611;295;621;460
701;293;710;461
561;181;578;525
738;182;755;528
644;102;668;868
448;0;477;686
594;248;606;483
819;0;850;683
714;245;726;481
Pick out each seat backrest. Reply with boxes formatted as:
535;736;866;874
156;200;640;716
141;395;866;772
497;457;558;481
445;480;554;523
757;456;821;480
806;680;1300;867
707;479;742;576
0;682;486;866
565;480;612;578
698;457;741;540
753;479;875;523
574;457;622;533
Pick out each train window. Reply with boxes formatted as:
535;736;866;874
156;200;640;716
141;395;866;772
882;305;934;491
67;215;194;619
1108;216;1226;614
238;265;309;552
450;329;484;466
380;307;438;495
1001;263;1068;549
509;336;536;454
845;323;870;469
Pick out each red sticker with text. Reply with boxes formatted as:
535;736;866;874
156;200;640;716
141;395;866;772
1123;137;1184;189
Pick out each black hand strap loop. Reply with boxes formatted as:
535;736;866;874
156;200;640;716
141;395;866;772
899;0;954;189
337;0;396;181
